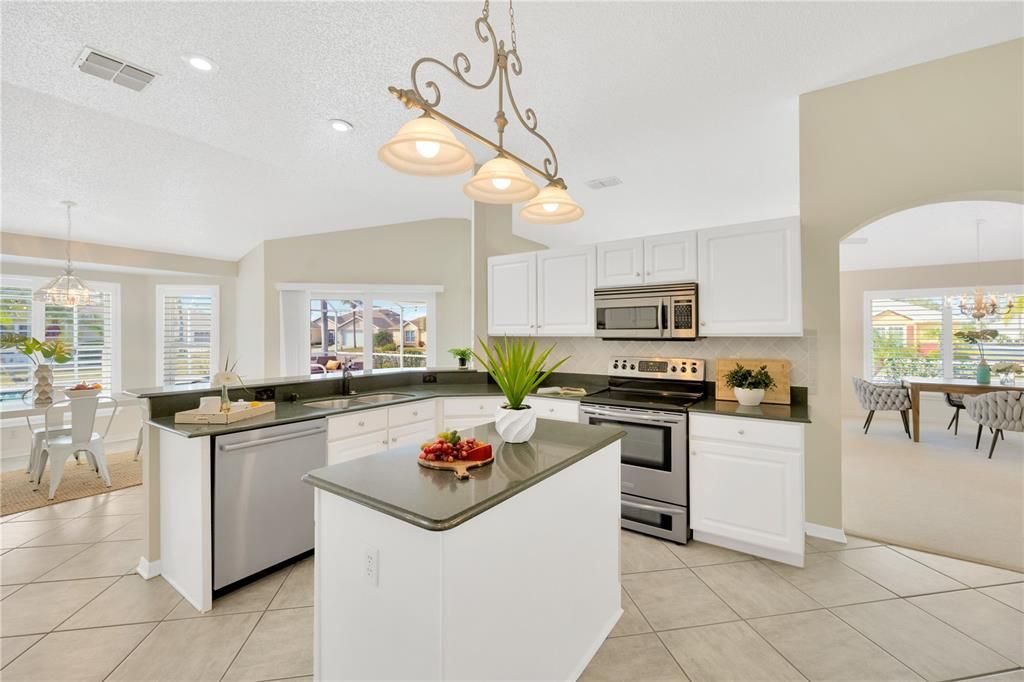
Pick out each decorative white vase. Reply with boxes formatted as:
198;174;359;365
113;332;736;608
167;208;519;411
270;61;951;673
733;387;765;407
33;364;55;406
494;405;536;443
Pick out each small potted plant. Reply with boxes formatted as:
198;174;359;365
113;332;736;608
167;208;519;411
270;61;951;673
724;363;777;407
473;337;568;443
0;334;73;406
448;347;473;370
954;328;999;384
992;361;1021;386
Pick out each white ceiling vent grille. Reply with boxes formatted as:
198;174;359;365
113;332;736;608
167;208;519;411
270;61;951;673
76;47;157;92
584;176;623;190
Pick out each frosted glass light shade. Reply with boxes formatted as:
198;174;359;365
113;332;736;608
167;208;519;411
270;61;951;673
463;157;539;204
520;184;584;224
33;269;100;307
378;116;474;176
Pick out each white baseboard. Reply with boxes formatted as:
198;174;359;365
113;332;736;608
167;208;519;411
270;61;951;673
566;607;623;682
136;557;161;580
805;522;848;543
694;530;804;567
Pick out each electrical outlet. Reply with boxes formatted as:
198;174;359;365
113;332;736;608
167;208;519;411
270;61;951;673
422;374;438;384
364;548;379;587
254;387;276;401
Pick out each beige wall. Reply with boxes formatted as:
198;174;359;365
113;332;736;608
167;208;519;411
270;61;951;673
235;243;266;378
840;259;1024;420
800;38;1024;529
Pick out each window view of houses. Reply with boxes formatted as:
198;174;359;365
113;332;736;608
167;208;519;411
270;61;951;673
310;297;428;373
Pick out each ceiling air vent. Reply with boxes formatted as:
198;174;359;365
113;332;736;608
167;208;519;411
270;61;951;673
76;47;157;92
584;176;623;190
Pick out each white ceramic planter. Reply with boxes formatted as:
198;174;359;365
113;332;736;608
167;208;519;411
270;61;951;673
733;387;765;407
33;364;54;406
494;405;536;443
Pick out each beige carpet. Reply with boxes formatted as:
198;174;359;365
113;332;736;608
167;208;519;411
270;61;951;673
843;414;1024;571
1;451;141;516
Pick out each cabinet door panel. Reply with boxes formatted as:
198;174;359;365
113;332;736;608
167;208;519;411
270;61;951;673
643;233;697;283
536;247;596;336
690;441;803;556
488;253;536;336
596;239;644;287
389;421;437;450
697;218;802;336
524;397;580;422
327;431;390;465
442;417;494;431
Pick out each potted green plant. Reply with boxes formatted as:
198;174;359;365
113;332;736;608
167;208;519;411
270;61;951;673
0;334;73;406
472;337;568;443
448;347;473;370
992;361;1021;386
954;328;998;384
724;363;777;407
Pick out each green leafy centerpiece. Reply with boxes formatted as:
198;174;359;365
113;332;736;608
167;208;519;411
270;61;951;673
473;337;568;443
954;328;998;384
0;334;73;406
724;363;777;407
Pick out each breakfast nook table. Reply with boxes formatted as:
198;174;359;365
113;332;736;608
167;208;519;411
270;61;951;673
901;377;1018;442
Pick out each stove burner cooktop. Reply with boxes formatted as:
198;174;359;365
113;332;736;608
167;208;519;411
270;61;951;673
580;357;707;413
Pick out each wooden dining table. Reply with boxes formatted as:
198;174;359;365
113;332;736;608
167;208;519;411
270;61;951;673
901;377;1019;442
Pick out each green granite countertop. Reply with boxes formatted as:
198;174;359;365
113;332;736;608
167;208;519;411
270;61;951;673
301;419;625;531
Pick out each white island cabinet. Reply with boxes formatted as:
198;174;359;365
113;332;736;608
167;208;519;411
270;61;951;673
305;420;624;681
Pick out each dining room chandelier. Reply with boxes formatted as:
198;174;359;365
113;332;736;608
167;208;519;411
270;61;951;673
945;219;1014;321
33;201;100;307
379;0;583;224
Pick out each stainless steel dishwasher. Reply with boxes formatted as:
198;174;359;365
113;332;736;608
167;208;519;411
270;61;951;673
213;419;327;592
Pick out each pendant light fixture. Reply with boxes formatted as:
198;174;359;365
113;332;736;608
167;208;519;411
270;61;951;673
945;219;1014;321
33;201;100;307
380;0;583;223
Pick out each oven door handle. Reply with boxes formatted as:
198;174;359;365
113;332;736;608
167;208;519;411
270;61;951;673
581;407;686;424
622;499;687;515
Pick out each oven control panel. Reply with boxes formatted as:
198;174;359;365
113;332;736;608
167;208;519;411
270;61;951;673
608;357;705;380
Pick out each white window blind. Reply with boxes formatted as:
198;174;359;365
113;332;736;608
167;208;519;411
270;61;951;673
952;297;1024;377
0;284;35;396
157;286;219;385
46;293;115;390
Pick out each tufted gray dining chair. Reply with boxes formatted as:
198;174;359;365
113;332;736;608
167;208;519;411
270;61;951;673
963;391;1023;458
852;377;913;438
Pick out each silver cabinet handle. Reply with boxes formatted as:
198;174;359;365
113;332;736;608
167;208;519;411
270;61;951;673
635;272;640;277
622;499;686;515
219;427;326;452
548;408;555;413
738;429;745;435
391;437;397;443
700;321;706;326
381;439;388;445
358;420;365;427
412;411;418;416
646;271;651;276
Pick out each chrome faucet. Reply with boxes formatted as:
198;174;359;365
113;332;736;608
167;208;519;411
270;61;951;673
340;359;354;396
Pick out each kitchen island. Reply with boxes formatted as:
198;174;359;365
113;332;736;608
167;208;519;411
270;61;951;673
302;418;625;682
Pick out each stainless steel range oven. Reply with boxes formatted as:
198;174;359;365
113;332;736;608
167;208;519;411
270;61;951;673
579;357;706;544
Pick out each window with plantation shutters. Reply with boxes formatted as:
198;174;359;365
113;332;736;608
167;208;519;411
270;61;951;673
0;284;35;397
157;286;219;385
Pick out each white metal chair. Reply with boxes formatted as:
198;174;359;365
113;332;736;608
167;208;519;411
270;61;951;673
24;412;72;483
33;396;119;500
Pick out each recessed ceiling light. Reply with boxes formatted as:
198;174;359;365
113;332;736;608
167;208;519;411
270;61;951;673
330;119;354;132
183;54;217;72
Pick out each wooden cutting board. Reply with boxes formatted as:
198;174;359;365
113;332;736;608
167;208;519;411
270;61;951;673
715;358;791;405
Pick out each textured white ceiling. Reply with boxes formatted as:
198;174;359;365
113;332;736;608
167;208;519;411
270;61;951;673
2;2;1022;260
840;201;1024;272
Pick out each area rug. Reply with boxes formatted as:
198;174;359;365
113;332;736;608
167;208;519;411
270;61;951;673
1;451;141;516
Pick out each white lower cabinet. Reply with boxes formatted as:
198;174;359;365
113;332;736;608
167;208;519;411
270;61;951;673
388;421;436;449
524;396;580;422
327;430;391;465
441;397;505;431
326;401;438;465
689;413;805;566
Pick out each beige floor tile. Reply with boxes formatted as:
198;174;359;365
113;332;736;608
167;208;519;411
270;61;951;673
99;516;144;542
167;567;289;619
981;582;1024;612
580;633;687;682
269;557;313;610
833;546;967;596
59;575;182;630
21;516;136;548
1;584;25;599
660;620;804;681
749;609;922;681
0;544;89;584
663;540;755;567
1;623;154;681
35;539;141;581
762;554;896;607
609;586;652;637
622;568;737;631
1;634;42;668
0;577;115;636
891;546;1024;588
805;535;881;552
1;512;27;523
223;607;313;681
692;561;821;618
108;612;259;681
0;520;68;549
81;495;145;517
910;590;1024;665
972;671;1024;681
14;495;113;522
832;598;1014;681
620;530;684;574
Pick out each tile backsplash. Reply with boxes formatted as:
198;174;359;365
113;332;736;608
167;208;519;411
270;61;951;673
512;333;817;391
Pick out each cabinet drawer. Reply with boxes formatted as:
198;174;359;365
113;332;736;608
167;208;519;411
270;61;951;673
388;421;436;449
524;397;580;422
327;431;390;465
689;413;802;450
388;400;435;426
443;417;494;432
442;396;504;417
327;408;388;441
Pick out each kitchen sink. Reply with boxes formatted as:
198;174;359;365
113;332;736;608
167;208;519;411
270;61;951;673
303;392;414;410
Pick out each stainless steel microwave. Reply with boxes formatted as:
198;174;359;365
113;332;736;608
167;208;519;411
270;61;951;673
594;283;697;340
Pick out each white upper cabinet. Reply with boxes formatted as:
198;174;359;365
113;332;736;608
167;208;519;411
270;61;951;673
536;247;596;336
596;239;644;287
488;252;536;336
643;232;698;284
697;217;803;336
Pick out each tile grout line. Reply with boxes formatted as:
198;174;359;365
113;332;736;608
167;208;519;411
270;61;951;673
887;545;1020;587
900;593;1022;667
756;553;901;605
216;561;297;680
102;621;161;681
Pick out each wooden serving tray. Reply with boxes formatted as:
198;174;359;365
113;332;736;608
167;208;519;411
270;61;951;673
175;402;276;424
418;455;494;480
715;358;791;405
